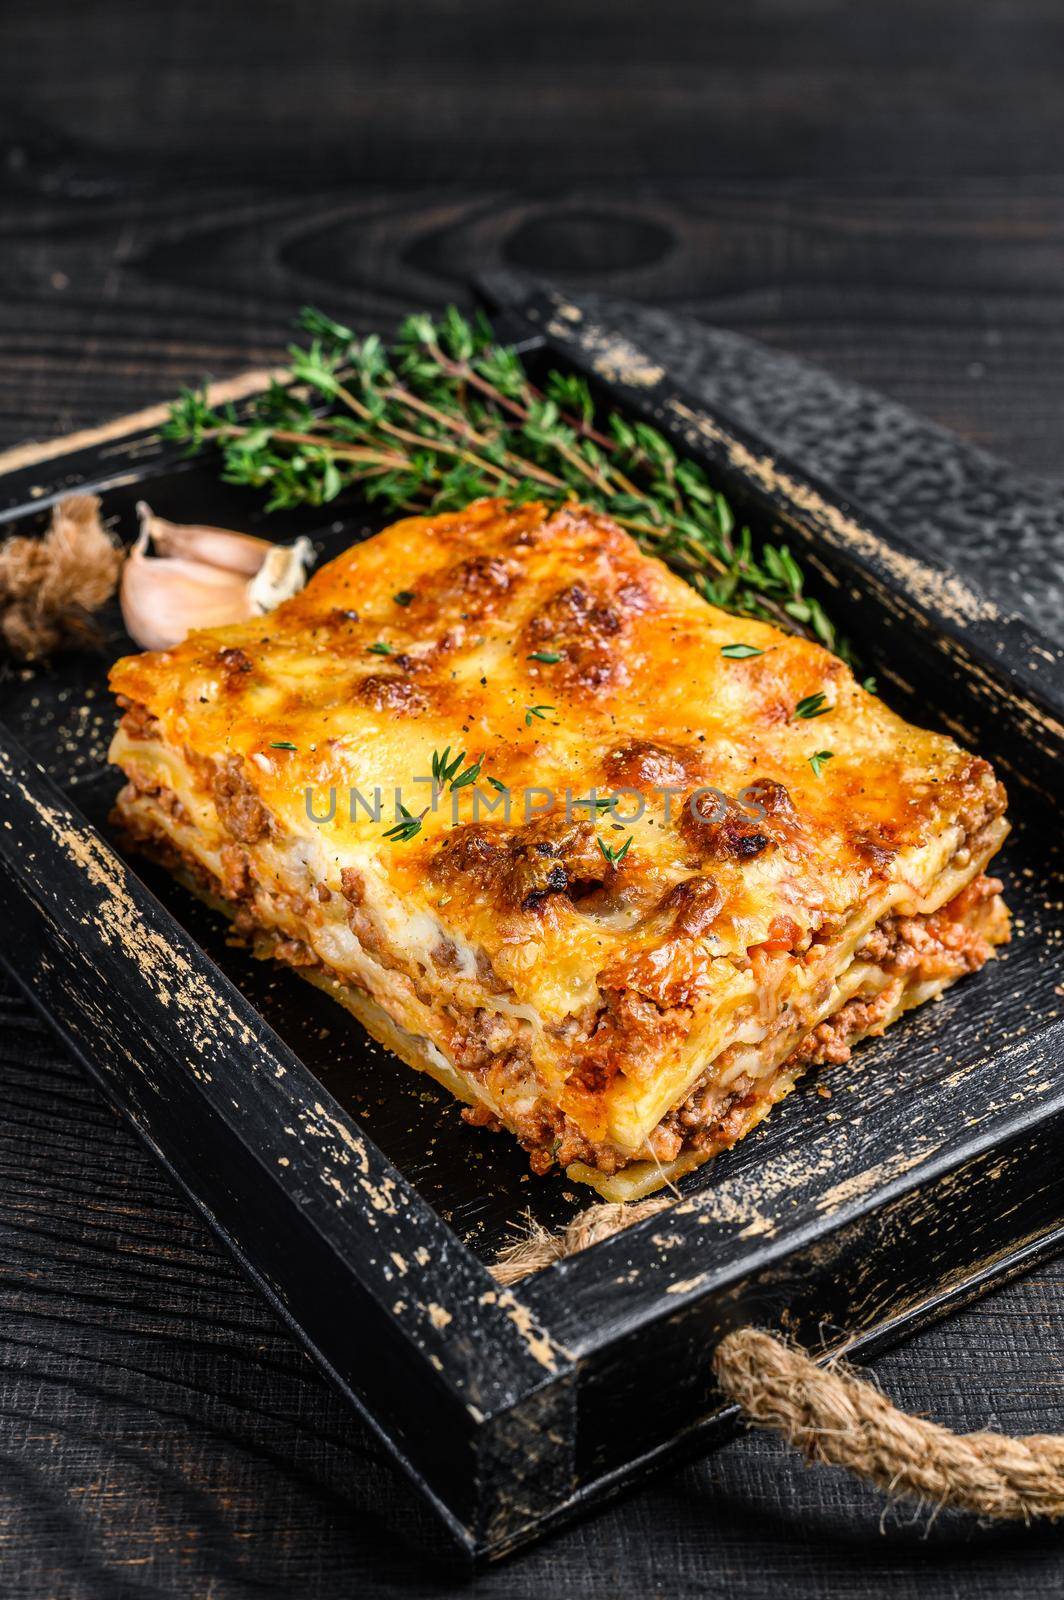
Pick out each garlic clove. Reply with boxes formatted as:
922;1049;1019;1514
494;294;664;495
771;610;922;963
136;501;279;577
121;514;315;651
121;527;258;650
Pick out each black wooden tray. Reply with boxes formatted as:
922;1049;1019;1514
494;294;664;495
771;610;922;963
0;279;1061;1563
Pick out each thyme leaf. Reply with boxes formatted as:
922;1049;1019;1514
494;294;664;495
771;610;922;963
382;804;424;843
793;692;830;721
449;753;485;790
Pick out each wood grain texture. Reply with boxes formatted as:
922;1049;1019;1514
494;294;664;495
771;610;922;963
0;0;1062;1593
2;179;1063;480
1;3;1064;478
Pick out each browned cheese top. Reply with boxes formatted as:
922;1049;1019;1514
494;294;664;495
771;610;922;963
110;498;1005;1045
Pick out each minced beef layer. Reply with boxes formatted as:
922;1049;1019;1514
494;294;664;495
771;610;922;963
465;874;1006;1175
113;741;1005;1180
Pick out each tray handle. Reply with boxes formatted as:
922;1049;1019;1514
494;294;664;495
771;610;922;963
494;1198;1064;1522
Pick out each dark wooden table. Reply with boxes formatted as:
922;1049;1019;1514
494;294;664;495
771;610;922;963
0;3;1061;1594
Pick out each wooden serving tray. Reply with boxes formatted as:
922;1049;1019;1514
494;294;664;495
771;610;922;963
0;279;1061;1562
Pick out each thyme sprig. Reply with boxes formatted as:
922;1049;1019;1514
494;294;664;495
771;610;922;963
598;833;633;868
165;305;844;652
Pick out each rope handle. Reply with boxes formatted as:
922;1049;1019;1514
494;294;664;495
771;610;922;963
492;1199;1064;1522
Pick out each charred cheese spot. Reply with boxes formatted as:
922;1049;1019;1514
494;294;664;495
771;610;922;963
355;674;427;714
421;553;519;621
603;739;703;791
614;580;654;613
503;504;573;550
742;778;797;819
522;582;631;694
849;826;899;870
680;778;807;865
594;875;724;1014
217;646;254;679
429;814;607;915
656;874;724;938
681;787;774;862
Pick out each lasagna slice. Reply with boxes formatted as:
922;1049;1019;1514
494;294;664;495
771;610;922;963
108;498;1010;1199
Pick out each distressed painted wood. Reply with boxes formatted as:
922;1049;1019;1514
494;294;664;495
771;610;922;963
0;288;1061;1561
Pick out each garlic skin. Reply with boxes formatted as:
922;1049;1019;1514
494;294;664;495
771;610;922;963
135;502;281;577
121;509;313;651
248;541;316;614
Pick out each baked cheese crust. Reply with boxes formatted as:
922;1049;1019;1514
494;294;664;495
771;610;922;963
108;499;1010;1197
